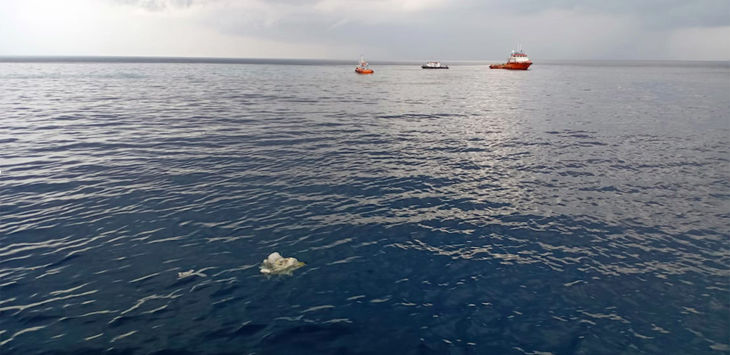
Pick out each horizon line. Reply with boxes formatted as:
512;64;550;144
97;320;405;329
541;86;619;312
0;55;728;65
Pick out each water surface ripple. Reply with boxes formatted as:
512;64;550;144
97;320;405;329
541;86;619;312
1;61;729;354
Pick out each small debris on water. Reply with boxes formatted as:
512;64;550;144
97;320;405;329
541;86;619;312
260;252;305;275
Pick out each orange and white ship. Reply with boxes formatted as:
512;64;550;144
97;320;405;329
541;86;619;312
489;49;532;70
355;56;374;74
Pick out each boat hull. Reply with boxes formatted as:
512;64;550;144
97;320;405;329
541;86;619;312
355;68;374;74
421;66;449;69
489;62;532;70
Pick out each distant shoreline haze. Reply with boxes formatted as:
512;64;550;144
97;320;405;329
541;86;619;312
0;56;728;67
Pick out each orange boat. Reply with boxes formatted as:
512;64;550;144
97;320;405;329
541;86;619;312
355;56;374;74
490;49;532;70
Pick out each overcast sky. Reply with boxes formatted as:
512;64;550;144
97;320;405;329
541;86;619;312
1;0;728;60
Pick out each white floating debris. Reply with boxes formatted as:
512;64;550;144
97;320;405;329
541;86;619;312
177;269;206;279
260;252;305;275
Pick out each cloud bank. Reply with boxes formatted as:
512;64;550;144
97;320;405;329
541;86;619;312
1;0;728;59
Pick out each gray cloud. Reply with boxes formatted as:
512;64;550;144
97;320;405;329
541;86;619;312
113;0;730;30
472;0;730;28
112;0;195;11
7;0;728;59
165;0;726;60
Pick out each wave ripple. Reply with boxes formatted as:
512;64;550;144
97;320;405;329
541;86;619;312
0;62;728;354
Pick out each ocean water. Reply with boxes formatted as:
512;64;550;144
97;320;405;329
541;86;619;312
0;59;728;354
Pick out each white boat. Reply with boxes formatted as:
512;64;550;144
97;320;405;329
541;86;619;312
421;61;449;69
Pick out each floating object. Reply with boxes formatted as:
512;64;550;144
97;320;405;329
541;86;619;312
260;252;305;275
421;61;449;69
177;269;206;279
355;56;374;74
489;49;532;70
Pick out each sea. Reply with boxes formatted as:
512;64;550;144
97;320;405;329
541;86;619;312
0;58;728;354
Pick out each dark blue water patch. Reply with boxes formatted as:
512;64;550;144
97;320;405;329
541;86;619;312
203;321;267;340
